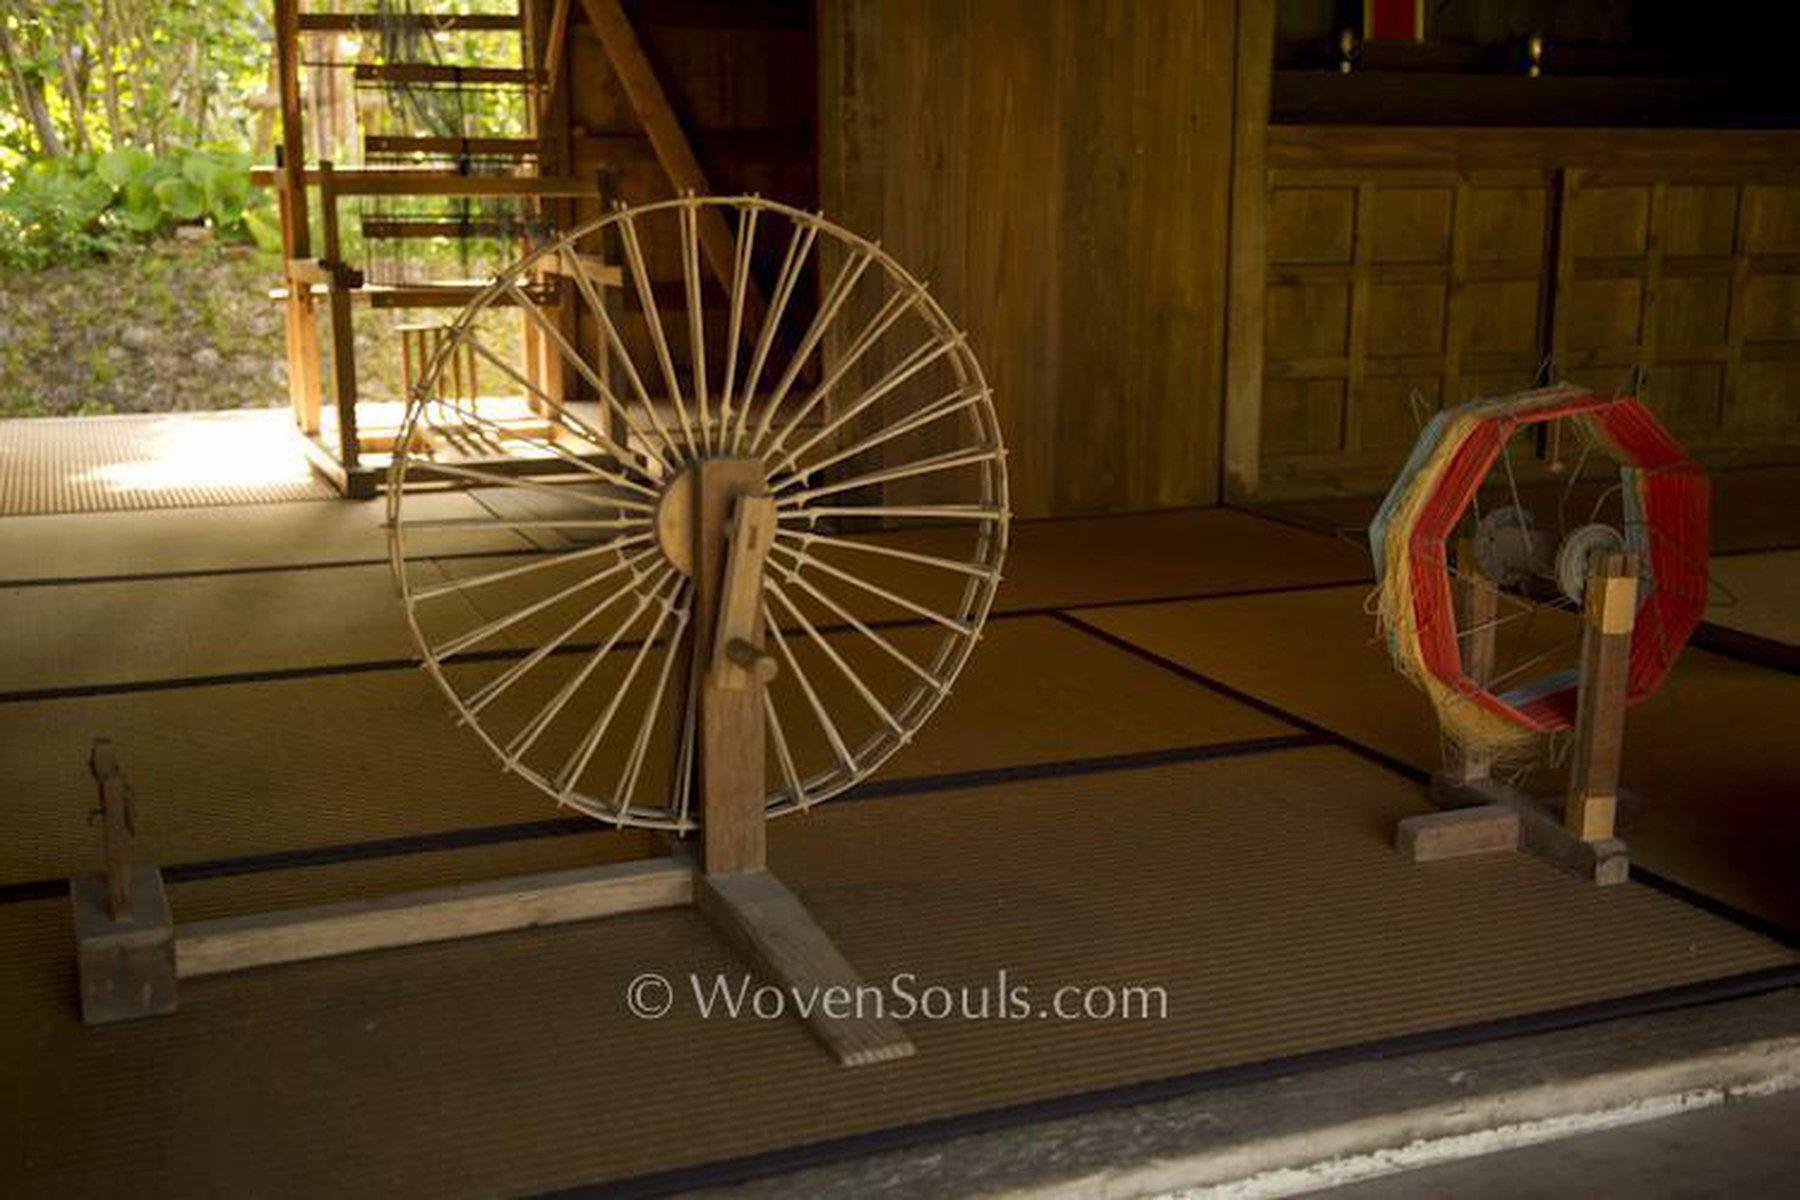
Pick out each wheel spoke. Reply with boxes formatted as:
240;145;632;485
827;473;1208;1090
763;331;965;466
765;579;903;733
554;580;686;794
746;248;877;454
768;540;971;634
399;516;645;534
446;334;661;496
411;531;654;603
504;573;674;765
779;445;1003;508
775;526;997;579
500;284;668;486
767;558;950;691
778;503;1004;523
731;219;819;453
610;580;693;823
680;202;711;455
463;562;675;716
558;245;685;467
773;385;986;488
718;206;759;444
617;208;699;460
431;541;664;659
762;688;809;809
761;597;855;769
758;287;915;469
404;457;656;517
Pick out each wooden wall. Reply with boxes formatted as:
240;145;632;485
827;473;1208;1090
819;0;1240;518
1237;128;1800;499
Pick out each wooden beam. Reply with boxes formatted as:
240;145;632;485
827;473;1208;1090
576;0;755;306
1566;553;1638;843
692;459;770;875
318;162;361;472
88;739;134;922
177;858;693;978
299;13;523;33
1448;538;1498;785
1433;774;1630;885
1222;0;1276;501
1395;805;1519;862
364;135;541;158
352;63;540;87
696;870;915;1065
250;167;602;198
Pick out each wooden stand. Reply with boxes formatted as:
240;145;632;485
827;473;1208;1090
70;462;912;1065
1397;551;1639;886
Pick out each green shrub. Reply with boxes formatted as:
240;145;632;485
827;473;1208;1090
0;147;270;270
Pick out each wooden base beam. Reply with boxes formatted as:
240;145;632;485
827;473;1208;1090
1431;773;1630;885
176;858;692;978
1395;804;1520;862
697;869;915;1065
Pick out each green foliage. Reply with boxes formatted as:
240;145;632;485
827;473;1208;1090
0;146;268;268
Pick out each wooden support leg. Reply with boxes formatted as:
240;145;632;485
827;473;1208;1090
687;459;914;1064
73;741;176;1024
1448;538;1498;785
691;460;770;875
1565;553;1638;843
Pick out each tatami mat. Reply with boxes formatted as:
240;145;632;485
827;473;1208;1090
0;410;333;516
0;491;525;584
1;749;1789;1197
0;561;472;695
1073;586;1800;930
0;617;1293;884
1708;551;1800;648
0;505;1370;698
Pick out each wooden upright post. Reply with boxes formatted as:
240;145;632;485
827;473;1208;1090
89;739;134;922
684;460;914;1063
1449;538;1498;784
317;161;361;474
273;0;322;434
74;740;177;1024
1565;553;1638;842
690;460;770;874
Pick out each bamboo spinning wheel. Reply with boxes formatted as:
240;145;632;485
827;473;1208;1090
386;196;1009;832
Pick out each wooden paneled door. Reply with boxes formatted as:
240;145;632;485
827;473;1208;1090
1259;169;1551;495
1555;171;1800;461
1247;143;1800;500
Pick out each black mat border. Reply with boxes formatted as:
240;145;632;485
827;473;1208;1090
0;577;1374;704
0;734;1321;905
538;963;1800;1200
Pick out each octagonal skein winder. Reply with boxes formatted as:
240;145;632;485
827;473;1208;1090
1373;386;1709;883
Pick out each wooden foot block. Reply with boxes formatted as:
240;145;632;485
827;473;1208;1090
1396;805;1520;861
1431;774;1630;886
72;866;177;1024
697;870;915;1066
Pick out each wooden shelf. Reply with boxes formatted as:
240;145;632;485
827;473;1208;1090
1271;72;1786;128
299;13;522;34
352;63;539;87
270;282;562;310
364;135;541;159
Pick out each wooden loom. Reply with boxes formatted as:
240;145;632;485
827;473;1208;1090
260;0;755;498
72;195;1011;1068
